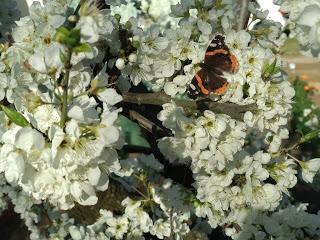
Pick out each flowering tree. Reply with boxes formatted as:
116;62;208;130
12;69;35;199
0;0;320;239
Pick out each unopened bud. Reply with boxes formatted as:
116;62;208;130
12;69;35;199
115;58;126;70
128;53;137;63
68;15;78;23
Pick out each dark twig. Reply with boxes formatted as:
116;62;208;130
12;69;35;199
129;110;157;133
122;92;171;106
129;110;172;137
122;92;257;120
195;99;256;119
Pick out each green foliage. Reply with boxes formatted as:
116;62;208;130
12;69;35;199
0;104;30;127
72;43;92;53
54;27;83;50
302;129;320;142
262;58;280;80
55;26;92;54
292;80;320;133
117;115;151;148
292;79;320;156
59;50;67;64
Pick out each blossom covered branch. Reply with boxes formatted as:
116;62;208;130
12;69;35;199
122;92;256;120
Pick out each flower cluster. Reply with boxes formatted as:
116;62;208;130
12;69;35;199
111;0;180;29
275;0;320;56
226;203;320;240
158;104;247;168
198;151;298;224
151;3;297;230
117;1;294;156
0;0;123;210
65;154;195;240
0;154;200;240
117;0;218;92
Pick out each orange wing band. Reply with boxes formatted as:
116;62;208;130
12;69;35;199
205;49;228;56
230;53;238;73
213;82;229;95
195;74;209;95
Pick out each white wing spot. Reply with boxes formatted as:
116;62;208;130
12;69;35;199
190;84;196;90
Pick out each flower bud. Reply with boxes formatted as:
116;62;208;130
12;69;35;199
115;58;126;70
128;53;137;63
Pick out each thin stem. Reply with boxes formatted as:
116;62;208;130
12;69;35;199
133;174;151;200
60;50;72;128
169;208;174;240
43;102;59;106
131;184;149;200
281;141;301;154
73;89;90;99
73;83;115;99
280;129;320;154
286;153;301;163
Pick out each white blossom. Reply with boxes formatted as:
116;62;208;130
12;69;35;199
299;158;320;183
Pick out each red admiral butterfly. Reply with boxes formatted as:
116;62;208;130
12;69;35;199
187;35;238;99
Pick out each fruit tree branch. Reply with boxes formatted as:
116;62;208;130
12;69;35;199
122;92;256;120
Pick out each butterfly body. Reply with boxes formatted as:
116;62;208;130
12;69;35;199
187;35;238;99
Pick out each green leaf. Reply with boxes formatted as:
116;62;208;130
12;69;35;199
262;58;278;80
0;105;30;127
117;115;150;148
54;27;81;49
273;66;281;75
114;14;121;23
132;40;140;49
54;27;70;43
73;43;92;53
69;29;81;43
59;50;67;64
302;129;320;143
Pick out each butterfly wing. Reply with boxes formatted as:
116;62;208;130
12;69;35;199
205;51;237;73
187;67;228;98
187;35;238;98
187;68;209;99
206;70;228;95
205;35;238;73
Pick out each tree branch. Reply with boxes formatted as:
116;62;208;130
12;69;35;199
237;0;251;31
129;110;173;137
122;92;256;120
60;49;72;128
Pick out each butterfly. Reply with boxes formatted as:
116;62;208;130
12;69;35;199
187;35;238;99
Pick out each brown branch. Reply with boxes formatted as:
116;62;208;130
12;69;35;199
129;110;173;137
237;0;251;31
122;92;257;120
122;92;171;106
129;110;155;133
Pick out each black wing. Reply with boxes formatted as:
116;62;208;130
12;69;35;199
187;68;228;99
